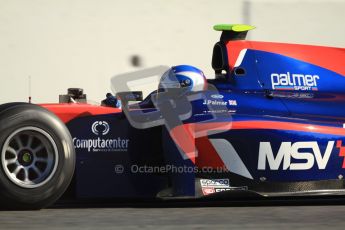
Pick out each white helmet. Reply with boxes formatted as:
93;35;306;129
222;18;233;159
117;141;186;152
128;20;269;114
159;65;207;93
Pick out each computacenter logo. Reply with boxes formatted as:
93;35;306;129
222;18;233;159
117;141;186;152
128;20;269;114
73;121;129;152
91;121;110;135
271;72;320;91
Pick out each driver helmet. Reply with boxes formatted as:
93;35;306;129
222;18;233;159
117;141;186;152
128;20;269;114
159;65;207;93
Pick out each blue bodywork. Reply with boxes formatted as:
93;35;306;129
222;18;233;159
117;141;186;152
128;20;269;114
65;44;345;199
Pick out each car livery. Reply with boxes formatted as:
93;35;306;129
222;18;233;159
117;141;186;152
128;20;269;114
0;24;344;209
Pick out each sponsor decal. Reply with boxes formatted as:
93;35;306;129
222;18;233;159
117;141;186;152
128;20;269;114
200;179;230;188
258;141;335;170
202;187;215;195
92;121;110;135
211;94;224;99
271;72;320;91
200;179;230;195
73;137;129;152
199;178;247;195
215;188;232;193
271;92;314;99
73;121;129;152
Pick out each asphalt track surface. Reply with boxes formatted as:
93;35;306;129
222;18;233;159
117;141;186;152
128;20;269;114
1;199;345;230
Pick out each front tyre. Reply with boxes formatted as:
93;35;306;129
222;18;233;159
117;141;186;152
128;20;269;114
0;103;75;209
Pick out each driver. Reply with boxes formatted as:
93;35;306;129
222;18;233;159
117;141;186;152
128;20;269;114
158;65;207;93
101;93;121;108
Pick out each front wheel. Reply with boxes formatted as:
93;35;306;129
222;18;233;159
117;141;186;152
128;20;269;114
0;103;75;210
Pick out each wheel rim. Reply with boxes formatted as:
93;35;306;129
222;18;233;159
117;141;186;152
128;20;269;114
1;127;59;188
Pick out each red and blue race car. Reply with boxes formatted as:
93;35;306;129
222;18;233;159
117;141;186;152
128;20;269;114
0;24;344;209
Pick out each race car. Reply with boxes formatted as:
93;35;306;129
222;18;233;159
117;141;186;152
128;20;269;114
0;24;344;209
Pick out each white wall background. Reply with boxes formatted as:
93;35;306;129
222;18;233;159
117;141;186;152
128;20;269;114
0;0;344;103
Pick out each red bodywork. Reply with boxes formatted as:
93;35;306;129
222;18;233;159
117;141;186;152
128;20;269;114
40;103;121;124
226;41;345;76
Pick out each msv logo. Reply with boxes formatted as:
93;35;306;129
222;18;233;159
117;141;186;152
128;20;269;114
91;121;110;135
271;72;320;91
258;141;334;170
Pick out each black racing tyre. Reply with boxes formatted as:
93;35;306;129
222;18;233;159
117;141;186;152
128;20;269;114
0;102;27;114
0;103;75;210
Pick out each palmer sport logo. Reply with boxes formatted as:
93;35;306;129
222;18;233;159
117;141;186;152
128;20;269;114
73;121;129;152
92;121;110;135
271;72;320;91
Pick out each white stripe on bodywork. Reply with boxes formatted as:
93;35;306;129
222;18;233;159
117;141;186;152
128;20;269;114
209;138;253;179
234;49;247;67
